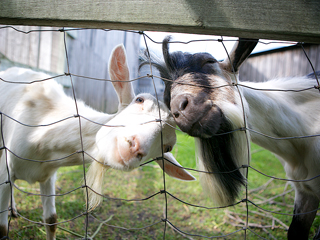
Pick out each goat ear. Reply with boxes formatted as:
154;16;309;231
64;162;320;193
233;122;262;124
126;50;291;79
155;153;196;181
109;44;135;108
221;38;258;73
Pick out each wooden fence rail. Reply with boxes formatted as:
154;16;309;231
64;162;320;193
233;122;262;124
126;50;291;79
0;0;320;43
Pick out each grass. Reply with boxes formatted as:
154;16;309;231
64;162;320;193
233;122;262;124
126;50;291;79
5;131;320;239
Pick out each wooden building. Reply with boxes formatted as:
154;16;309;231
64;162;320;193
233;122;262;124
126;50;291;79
240;44;320;82
0;26;141;113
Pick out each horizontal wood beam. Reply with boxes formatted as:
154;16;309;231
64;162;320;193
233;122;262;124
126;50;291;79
1;0;320;43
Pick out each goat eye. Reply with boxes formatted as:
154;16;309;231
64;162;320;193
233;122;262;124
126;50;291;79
201;59;217;68
206;59;217;64
135;97;144;103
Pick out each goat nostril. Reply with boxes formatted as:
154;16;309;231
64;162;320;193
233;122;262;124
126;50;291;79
171;95;189;119
164;145;172;153
179;97;188;111
126;139;133;147
137;153;143;160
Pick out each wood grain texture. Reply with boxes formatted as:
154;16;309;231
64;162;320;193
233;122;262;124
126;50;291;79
0;0;319;43
239;44;320;82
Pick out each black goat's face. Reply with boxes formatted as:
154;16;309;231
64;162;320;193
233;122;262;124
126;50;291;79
154;37;257;138
160;50;239;138
168;70;237;138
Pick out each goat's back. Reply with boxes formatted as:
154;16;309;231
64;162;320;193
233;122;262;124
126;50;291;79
0;67;74;124
0;68;84;183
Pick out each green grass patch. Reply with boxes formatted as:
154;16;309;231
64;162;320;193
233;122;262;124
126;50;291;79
6;131;319;239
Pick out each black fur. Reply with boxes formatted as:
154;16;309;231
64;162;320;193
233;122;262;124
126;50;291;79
199;119;245;203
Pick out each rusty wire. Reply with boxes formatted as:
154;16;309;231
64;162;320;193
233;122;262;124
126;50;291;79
0;26;319;239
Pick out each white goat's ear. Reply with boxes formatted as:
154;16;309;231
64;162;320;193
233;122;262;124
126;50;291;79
109;44;135;108
155;153;196;181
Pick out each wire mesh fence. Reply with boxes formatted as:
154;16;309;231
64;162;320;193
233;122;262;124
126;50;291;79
0;25;320;239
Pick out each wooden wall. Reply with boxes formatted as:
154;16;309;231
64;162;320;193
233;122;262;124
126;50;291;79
0;26;141;113
0;26;65;73
240;44;320;82
65;29;140;113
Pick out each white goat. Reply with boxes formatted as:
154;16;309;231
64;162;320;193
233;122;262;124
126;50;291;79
0;45;195;240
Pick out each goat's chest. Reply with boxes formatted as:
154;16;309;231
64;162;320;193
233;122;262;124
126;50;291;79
9;156;57;184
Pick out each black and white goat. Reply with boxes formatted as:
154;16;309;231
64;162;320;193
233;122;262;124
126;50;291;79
146;37;320;239
0;45;195;240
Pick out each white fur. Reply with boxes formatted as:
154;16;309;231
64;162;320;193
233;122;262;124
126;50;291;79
241;77;320;193
234;76;320;239
219;44;320;238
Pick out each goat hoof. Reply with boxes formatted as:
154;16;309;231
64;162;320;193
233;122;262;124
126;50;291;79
10;209;18;218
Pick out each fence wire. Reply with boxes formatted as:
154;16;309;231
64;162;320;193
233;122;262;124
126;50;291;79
0;25;319;240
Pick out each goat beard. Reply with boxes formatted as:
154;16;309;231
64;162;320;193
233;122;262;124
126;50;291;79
85;160;110;211
195;121;249;206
